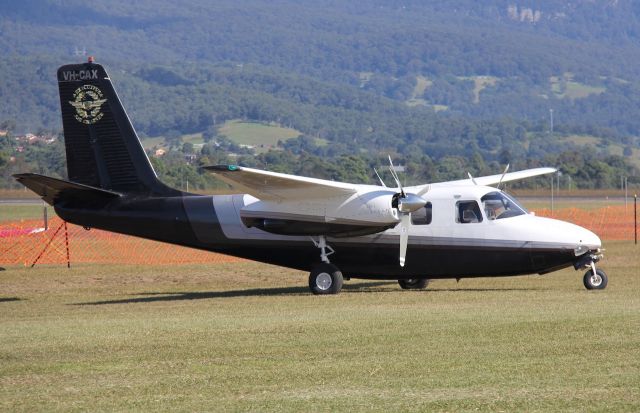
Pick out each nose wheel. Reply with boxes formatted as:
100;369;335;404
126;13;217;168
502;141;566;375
583;266;608;290
575;251;607;290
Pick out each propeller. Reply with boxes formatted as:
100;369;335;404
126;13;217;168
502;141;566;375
497;163;510;190
467;172;479;186
387;156;427;267
373;168;387;187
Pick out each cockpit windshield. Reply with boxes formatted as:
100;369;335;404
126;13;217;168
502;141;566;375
481;191;528;220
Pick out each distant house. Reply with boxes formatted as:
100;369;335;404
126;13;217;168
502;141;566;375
0;129;8;136
154;148;166;157
14;133;57;144
184;154;197;163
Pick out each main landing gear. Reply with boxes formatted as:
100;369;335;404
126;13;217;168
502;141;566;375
309;236;343;295
307;236;431;295
398;278;429;290
575;250;607;290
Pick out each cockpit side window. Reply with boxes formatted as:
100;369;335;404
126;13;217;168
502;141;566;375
481;191;527;220
456;201;482;223
411;202;432;225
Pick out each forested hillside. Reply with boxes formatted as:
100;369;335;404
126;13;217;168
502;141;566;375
1;0;639;189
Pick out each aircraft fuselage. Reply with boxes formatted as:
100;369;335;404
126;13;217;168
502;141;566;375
54;185;601;281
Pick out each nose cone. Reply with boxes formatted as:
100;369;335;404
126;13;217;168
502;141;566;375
527;216;601;249
398;193;427;213
579;226;602;249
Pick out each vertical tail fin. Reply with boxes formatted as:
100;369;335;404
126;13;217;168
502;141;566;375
57;60;178;195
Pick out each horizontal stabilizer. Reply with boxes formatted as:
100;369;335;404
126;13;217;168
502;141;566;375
13;173;121;206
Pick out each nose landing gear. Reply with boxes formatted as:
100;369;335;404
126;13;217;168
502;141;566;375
574;250;607;290
583;261;608;290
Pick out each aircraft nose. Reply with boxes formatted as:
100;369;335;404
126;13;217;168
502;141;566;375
532;216;602;250
579;226;601;249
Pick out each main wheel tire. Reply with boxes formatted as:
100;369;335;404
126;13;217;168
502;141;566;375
309;263;344;295
583;268;608;290
398;278;429;290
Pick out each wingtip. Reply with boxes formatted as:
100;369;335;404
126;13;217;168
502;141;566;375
203;164;241;172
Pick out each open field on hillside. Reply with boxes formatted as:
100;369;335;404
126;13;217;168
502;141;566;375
218;120;301;152
550;74;606;100
141;133;206;151
139;121;301;154
1;241;638;412
458;75;499;104
556;134;640;169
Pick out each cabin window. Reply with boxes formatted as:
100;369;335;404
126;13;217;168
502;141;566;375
481;191;527;220
411;202;432;225
456;201;482;223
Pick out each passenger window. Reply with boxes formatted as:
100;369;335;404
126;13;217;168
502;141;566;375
456;201;482;223
411;202;432;225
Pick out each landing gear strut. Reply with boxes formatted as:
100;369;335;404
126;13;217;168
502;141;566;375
583;262;608;290
309;236;343;295
574;250;607;290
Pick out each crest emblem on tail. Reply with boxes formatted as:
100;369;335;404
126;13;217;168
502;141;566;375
69;84;106;124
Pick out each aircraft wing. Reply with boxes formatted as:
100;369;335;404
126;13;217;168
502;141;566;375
407;167;557;191
203;165;358;201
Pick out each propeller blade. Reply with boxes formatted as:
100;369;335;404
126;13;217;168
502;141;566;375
399;213;410;267
373;168;387;187
497;163;510;190
416;184;431;196
387;156;404;196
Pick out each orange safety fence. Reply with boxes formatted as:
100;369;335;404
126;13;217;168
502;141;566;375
532;205;637;241
0;217;243;266
1;206;637;266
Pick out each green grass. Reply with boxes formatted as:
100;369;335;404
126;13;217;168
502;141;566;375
0;203;53;223
218;120;301;152
1;242;638;411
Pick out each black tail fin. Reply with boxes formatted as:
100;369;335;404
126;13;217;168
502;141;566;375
57;60;178;196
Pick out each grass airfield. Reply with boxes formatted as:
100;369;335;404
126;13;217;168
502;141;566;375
1;242;639;412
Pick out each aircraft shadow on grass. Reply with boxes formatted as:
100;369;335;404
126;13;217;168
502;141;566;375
72;283;546;305
0;297;22;303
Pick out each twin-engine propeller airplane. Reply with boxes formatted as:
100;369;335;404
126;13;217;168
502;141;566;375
14;60;607;294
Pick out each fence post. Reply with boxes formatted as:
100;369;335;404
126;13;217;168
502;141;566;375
43;203;48;231
635;194;637;245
